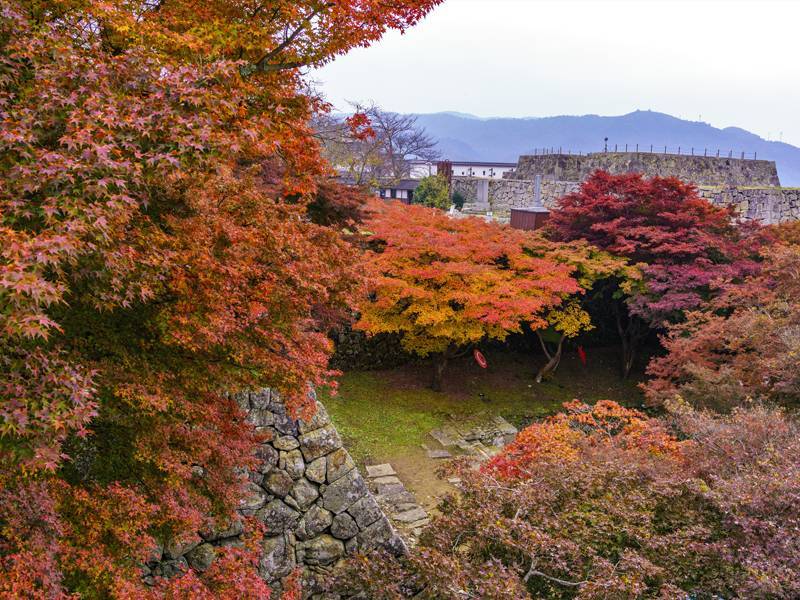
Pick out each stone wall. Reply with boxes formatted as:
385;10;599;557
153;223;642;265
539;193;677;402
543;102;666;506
329;326;413;371
699;186;800;224
144;389;402;596
453;178;800;225
514;153;781;187
452;177;578;215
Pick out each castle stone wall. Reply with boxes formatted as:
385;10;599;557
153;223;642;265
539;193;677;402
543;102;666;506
144;389;401;595
514;153;781;187
699;187;800;223
452;177;577;215
453;177;800;225
330;326;413;371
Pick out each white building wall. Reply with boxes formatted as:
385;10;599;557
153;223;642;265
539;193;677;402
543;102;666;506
451;164;516;179
408;161;517;180
409;162;438;178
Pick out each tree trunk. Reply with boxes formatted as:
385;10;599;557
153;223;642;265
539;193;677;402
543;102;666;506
615;307;642;379
431;350;449;392
535;332;565;383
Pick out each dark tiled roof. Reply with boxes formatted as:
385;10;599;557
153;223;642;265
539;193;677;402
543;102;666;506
380;179;420;191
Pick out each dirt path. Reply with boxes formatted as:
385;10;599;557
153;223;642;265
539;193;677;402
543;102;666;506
386;448;454;512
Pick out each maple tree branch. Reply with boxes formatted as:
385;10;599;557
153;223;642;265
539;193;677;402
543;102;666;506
523;558;586;588
253;4;333;72
536;330;552;360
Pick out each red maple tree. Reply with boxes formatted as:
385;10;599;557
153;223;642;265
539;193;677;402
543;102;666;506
0;0;442;596
645;240;800;410
546;171;761;376
356;201;582;390
343;401;800;598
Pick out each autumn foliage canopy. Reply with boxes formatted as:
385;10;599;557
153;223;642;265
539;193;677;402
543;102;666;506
645;237;800;410
0;0;441;596
547;171;760;325
346;401;800;599
357;201;581;355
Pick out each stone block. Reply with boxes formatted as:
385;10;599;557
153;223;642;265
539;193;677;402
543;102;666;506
345;537;358;555
429;428;460;447
305;456;327;484
299;424;342;462
164;533;202;560
356;516;393;552
376;490;417;507
365;464;396;478
248;408;276;428
260;534;295;581
297;534;344;566
330;513;359;540
263;469;293;498
152;556;188;578
274;435;300;451
322;468;367;514
238;482;268;516
427;449;452;459
347;494;383;529
392;507;428;524
291;478;320;510
254;443;279;473
274;412;299;436
295;505;333;541
257;499;300;534
200;518;243;542
280;449;305;480
185;543;216;572
372;475;401;486
373;481;405;496
250;389;272;410
326;448;355;483
298;401;330;434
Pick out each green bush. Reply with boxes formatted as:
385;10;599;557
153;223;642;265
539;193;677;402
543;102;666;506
413;175;450;209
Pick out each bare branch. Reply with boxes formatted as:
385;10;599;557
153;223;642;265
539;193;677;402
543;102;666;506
523;558;586;588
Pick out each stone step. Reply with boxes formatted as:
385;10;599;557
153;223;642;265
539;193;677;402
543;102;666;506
377;490;417;506
428;428;459;448
373;481;405;495
365;463;396;478
426;448;452;459
393;507;428;524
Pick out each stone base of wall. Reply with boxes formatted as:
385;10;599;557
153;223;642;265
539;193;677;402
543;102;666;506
330;326;413;371
453;177;800;225
451;177;577;216
143;389;403;597
699;186;800;224
514;153;781;187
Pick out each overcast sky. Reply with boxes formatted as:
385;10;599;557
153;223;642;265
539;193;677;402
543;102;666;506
312;0;800;146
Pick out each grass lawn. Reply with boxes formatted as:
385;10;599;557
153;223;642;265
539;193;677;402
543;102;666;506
320;346;643;466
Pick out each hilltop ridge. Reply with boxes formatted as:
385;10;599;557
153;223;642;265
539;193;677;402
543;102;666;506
410;110;800;186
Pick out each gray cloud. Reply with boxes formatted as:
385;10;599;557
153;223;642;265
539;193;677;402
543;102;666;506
312;0;800;146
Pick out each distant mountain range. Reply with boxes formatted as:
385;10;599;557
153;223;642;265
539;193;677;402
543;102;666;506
410;110;800;186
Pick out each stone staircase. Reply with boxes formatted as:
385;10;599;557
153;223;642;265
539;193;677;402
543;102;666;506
426;413;518;460
365;464;431;544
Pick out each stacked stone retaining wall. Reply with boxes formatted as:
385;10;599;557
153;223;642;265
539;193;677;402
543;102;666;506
144;389;402;597
451;177;577;215
699;186;800;223
452;178;800;224
329;326;413;371
515;152;781;187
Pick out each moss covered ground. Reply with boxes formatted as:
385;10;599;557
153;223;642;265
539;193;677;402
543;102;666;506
320;347;643;466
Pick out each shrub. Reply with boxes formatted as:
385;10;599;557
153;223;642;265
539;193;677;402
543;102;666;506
413;175;451;209
341;401;800;599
